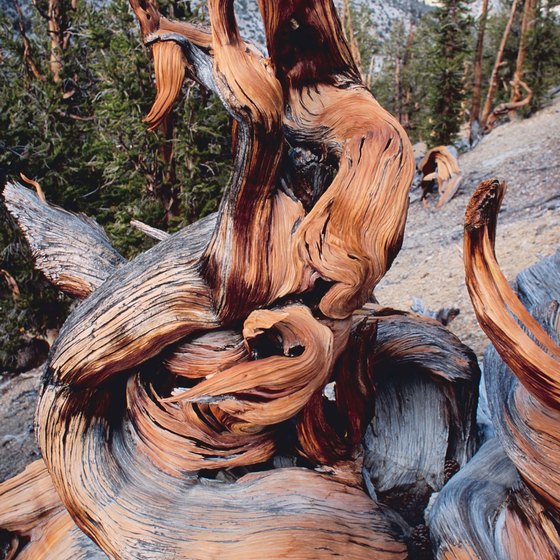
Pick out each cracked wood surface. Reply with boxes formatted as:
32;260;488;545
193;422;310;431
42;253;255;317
3;1;559;559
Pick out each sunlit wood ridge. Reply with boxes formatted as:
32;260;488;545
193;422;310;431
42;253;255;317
428;179;560;558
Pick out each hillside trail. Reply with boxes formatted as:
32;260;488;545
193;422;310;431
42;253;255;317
377;94;560;357
1;97;559;483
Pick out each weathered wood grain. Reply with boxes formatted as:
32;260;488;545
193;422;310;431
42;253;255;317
484;301;560;512
361;306;479;526
2;182;125;297
260;0;416;319
0;460;106;560
428;438;519;560
516;248;560;312
48;212;219;386
0;1;465;558
0;460;63;534
418;146;462;209
128;304;336;473
499;483;560;560
447;178;560;558
132;0;416;320
36;379;409;559
464;179;560;408
486;79;533;132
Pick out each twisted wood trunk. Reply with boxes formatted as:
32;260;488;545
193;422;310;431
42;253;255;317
428;179;560;558
485;78;533;132
0;2;558;559
509;0;537;119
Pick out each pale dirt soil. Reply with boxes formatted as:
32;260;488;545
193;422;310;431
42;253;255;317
377;94;560;357
1;96;559;483
0;367;42;482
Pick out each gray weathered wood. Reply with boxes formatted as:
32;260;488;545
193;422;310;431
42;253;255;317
428;438;518;560
362;307;480;526
515;248;560;312
2;182;125;297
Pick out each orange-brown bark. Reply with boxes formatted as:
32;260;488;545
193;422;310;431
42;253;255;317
480;0;519;131
13;0;44;81
469;0;488;142
0;0;418;557
509;0;537;119
4;0;560;555
485;79;533;132
450;178;560;557
464;179;560;408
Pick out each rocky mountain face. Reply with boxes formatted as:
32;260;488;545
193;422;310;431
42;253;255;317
470;0;503;15
353;0;431;37
1;0;493;52
227;0;432;51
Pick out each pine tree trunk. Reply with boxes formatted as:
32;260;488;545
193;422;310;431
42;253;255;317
480;0;519;131
509;0;538;119
47;0;63;83
400;24;415;131
395;40;402;124
341;0;363;76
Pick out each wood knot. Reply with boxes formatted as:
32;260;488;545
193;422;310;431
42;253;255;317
464;178;506;231
444;458;460;483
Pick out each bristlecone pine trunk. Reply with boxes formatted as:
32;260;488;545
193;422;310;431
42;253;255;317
480;0;519;132
0;2;559;559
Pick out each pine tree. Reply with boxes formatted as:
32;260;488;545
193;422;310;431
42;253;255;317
343;3;383;89
0;0;231;369
469;0;489;142
524;0;560;113
403;13;440;143
426;0;473;146
373;21;413;127
480;0;520;129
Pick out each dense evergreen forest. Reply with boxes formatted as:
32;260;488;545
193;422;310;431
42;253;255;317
1;0;559;369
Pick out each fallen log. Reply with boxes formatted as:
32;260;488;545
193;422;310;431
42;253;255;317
418;146;462;209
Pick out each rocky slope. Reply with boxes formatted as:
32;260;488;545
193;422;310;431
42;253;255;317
377;94;560;357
